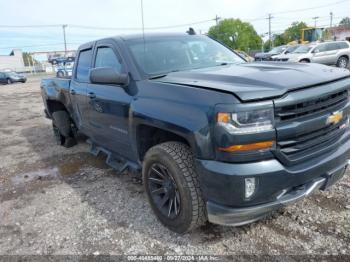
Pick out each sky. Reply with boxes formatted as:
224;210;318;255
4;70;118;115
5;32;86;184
0;0;349;55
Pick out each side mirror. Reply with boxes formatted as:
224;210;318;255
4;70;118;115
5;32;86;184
90;67;129;86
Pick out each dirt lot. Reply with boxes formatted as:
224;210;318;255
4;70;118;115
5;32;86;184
0;76;350;256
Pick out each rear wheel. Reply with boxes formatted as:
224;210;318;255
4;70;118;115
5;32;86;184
143;142;207;233
336;56;349;68
57;71;64;78
51;110;77;148
299;59;310;63
7;79;12;84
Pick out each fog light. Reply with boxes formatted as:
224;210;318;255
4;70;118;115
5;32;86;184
245;178;256;198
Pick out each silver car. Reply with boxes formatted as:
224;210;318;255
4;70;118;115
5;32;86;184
272;45;301;61
284;41;350;68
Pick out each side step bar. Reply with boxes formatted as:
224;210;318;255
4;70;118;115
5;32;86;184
87;139;141;174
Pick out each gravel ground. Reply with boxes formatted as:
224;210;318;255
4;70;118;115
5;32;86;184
0;75;349;257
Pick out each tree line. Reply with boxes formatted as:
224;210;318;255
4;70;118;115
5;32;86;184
207;17;350;52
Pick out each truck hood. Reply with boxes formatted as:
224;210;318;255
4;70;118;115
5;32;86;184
152;62;350;102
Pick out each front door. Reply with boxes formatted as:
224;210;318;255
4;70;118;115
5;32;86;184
86;41;134;160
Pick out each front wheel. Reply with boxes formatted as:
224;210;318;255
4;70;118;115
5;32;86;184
299;59;310;63
143;142;207;233
7;79;12;84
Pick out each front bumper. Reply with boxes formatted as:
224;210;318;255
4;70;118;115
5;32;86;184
196;136;350;226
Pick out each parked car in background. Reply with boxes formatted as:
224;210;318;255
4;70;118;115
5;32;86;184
55;60;74;78
254;45;288;61
283;41;350;68
272;45;301;61
235;50;254;62
0;71;27;84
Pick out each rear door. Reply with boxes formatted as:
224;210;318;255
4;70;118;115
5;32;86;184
86;40;134;160
325;42;340;65
69;47;93;134
312;43;328;64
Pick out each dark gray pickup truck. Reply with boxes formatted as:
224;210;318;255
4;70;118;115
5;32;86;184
41;33;350;233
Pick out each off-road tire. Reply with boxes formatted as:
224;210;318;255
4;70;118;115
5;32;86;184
51;110;77;148
143;142;207;233
336;56;349;68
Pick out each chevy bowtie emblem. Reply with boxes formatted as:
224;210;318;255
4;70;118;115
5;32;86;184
327;111;343;125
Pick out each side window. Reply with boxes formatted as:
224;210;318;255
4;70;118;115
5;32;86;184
316;44;327;52
338;42;349;49
95;47;123;73
76;49;92;82
326;43;339;51
0;73;4;78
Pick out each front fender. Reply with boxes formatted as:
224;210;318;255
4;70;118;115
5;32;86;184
130;97;215;160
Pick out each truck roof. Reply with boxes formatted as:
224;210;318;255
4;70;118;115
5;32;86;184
118;32;196;41
77;33;202;50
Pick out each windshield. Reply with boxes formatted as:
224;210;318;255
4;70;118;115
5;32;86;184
286;45;299;53
126;35;245;76
268;46;285;54
7;72;19;77
293;45;314;53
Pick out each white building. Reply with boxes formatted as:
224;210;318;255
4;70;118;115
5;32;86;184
0;49;25;71
330;25;350;42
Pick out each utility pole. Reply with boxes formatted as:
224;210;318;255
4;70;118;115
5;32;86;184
215;15;221;25
62;24;67;57
330;12;334;40
312;16;319;28
267;14;273;49
30;53;36;74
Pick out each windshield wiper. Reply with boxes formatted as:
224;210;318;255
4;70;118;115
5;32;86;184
148;74;168;80
148;69;182;80
215;62;238;66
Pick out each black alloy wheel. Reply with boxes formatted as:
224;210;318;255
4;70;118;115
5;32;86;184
147;163;181;219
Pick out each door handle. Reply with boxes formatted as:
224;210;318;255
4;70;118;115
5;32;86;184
70;89;76;95
88;92;96;99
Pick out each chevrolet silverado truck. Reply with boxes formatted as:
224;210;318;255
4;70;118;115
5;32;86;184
41;33;350;233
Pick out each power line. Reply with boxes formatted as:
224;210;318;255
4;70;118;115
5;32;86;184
0;43;80;50
0;18;216;31
0;2;348;33
0;24;61;28
270;0;350;15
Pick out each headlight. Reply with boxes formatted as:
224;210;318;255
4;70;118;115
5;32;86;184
217;108;274;134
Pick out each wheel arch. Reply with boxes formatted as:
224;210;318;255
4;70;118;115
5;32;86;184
135;123;195;161
46;99;68;115
299;58;311;63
